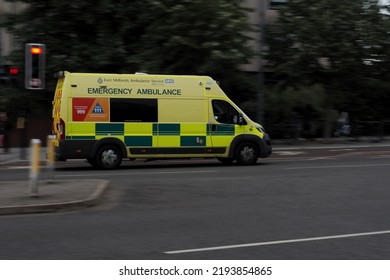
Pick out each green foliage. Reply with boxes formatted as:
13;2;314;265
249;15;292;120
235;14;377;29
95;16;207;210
1;0;256;103
266;0;390;121
270;0;389;82
265;83;326;121
138;0;254;73
2;1;146;87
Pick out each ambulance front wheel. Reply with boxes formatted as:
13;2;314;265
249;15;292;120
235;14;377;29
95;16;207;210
235;142;259;165
96;145;122;169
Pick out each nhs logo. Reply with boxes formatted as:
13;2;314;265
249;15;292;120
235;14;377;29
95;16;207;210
165;79;174;84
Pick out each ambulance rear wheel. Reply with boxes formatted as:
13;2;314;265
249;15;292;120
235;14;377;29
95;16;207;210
96;145;122;169
235;142;259;165
86;158;97;167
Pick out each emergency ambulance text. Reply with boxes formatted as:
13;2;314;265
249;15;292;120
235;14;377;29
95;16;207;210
87;88;132;95
136;88;182;95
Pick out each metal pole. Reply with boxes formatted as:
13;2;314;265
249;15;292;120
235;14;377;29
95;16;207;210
17;117;27;160
0;26;3;66
257;0;266;124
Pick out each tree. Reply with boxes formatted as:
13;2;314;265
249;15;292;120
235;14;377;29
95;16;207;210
137;1;253;73
135;0;257;102
1;0;146;83
266;0;390;125
1;0;256;103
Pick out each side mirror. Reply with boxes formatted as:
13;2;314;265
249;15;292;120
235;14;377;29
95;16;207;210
238;113;244;126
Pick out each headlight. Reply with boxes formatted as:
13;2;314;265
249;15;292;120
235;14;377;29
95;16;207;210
256;126;265;133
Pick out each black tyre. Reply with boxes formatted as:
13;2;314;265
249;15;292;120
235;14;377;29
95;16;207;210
96;145;122;169
235;142;259;165
86;158;97;167
217;157;234;165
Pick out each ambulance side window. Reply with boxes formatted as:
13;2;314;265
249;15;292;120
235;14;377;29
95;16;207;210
110;98;157;122
212;100;245;125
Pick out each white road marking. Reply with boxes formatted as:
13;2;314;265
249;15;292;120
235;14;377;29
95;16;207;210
285;163;390;170
273;143;390;151
3;166;30;170
164;230;390;255
274;151;307;156
192;176;255;181
56;170;217;177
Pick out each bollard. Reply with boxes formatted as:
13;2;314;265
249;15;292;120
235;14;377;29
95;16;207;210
29;139;41;197
17;117;27;160
46;135;55;182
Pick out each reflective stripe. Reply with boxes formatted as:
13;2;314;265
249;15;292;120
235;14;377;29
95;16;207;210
96;123;124;135
153;123;180;136
66;122;234;153
124;136;153;147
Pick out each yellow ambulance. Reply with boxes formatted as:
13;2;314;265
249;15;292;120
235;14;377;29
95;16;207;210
52;71;271;169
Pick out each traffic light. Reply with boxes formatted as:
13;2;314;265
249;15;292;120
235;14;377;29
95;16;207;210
25;43;45;90
9;66;19;75
0;65;20;87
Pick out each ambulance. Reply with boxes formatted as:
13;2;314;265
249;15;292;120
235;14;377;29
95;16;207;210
52;71;271;169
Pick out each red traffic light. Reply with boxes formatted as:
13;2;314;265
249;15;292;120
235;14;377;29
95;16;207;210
31;47;43;55
9;67;19;75
25;43;46;89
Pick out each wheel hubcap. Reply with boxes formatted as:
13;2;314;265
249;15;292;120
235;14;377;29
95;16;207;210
241;146;255;161
101;149;117;166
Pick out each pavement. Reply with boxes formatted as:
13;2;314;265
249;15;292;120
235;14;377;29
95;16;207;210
0;136;389;216
0;147;109;215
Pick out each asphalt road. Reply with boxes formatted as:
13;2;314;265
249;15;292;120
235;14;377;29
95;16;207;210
1;144;390;259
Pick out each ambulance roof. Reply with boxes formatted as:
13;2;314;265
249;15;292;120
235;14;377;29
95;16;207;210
58;71;227;98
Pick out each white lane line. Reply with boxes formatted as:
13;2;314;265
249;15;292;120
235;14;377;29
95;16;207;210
285;163;390;170
197;176;255;180
274;151;307;156
56;170;217;177
164;230;390;255
3;166;30;170
273;144;390;151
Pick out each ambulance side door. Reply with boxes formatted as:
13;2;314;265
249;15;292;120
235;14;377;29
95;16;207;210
208;99;245;155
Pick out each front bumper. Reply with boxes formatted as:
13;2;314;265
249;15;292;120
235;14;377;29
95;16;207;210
260;133;272;158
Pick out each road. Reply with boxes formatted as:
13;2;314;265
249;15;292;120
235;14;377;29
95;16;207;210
0;144;390;259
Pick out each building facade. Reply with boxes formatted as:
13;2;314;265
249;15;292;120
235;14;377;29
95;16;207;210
0;0;26;65
242;0;286;72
